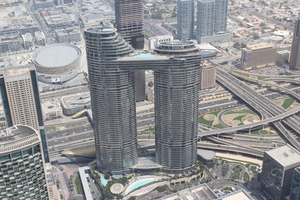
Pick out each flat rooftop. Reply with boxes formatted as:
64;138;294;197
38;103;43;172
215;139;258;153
0;125;39;155
34;44;80;68
266;144;300;167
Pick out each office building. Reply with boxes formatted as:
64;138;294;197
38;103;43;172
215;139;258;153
0;125;49;199
290;166;300;200
290;19;300;69
84;26;216;174
241;43;277;70
199;61;216;90
115;0;144;49
177;0;194;40
196;0;228;43
261;144;300;200
0;66;49;163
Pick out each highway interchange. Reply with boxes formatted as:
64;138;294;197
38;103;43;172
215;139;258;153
42;67;300;159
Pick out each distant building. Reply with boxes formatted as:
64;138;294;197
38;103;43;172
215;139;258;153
290;166;300;200
148;35;174;50
35;31;46;46
22;32;33;49
277;50;290;66
261;144;300;200
0;125;49;199
115;0;144;49
241;43;277;70
196;0;229;43
0;35;22;53
199;61;216;89
290;19;300;69
61;92;91;116
55;29;69;43
177;0;194;40
0;66;49;163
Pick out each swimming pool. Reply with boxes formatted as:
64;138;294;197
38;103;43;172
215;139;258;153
134;54;157;58
129;180;154;191
101;178;108;186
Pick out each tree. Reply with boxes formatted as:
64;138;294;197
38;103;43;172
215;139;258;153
241;43;247;48
148;81;154;88
171;12;177;17
128;197;136;200
104;174;110;180
253;34;259;40
157;185;169;192
233;42;240;49
259;22;266;27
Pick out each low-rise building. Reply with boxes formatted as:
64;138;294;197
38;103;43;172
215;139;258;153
61;92;91;116
241;43;277;70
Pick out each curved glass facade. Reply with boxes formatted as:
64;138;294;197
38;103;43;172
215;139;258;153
84;27;214;173
84;28;138;173
0;125;48;199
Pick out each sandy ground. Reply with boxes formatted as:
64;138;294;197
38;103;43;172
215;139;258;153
287;101;300;111
242;114;260;125
215;152;263;165
274;99;285;106
204;114;220;126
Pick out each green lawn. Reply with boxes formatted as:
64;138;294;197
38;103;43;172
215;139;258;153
198;116;214;126
251;129;273;135
243;172;250;182
74;177;83;194
213;124;226;129
257;76;266;80
225;109;255;115
233;115;246;125
230;166;243;179
282;98;296;109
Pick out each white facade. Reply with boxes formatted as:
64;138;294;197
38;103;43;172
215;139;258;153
148;35;174;50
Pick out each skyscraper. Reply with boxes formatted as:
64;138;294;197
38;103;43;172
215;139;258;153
197;0;215;37
177;0;194;40
0;66;49;163
115;0;144;49
0;125;49;199
290;19;300;69
196;0;228;43
214;0;228;33
84;27;138;174
261;145;300;200
290;166;300;200
84;26;216;173
115;0;145;101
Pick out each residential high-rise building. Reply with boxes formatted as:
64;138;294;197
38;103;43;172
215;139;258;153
290;19;300;69
84;26;216;174
84;27;137;174
196;0;228;43
197;0;215;38
0;66;49;163
115;0;144;49
199;61;216;90
177;0;194;40
114;0;146;101
214;0;228;33
0;125;49;199
261;145;300;200
290;166;300;200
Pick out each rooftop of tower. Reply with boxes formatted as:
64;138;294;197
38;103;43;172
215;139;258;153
0;125;39;155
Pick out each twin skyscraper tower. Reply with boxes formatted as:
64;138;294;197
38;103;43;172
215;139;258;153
84;26;216;174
